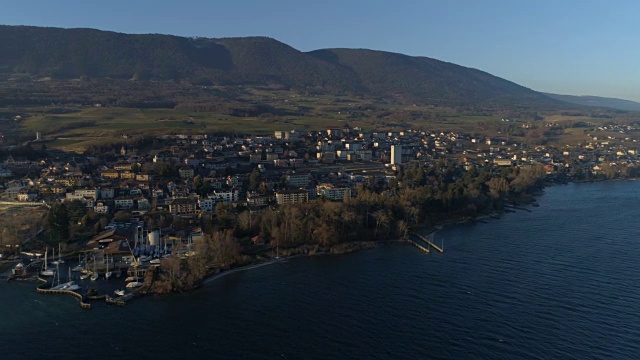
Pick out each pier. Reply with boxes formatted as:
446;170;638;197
106;293;136;306
406;238;430;254
36;278;91;309
414;233;444;253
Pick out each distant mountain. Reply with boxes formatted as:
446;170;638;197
0;25;563;108
544;93;640;112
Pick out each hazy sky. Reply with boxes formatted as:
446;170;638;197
2;0;640;101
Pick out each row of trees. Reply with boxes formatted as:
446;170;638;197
150;162;549;292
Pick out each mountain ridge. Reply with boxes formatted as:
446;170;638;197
1;24;562;108
543;93;640;112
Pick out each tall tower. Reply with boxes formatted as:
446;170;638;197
391;145;402;165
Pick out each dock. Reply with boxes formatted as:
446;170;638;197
106;293;136;306
36;278;91;309
414;233;444;253
406;238;430;254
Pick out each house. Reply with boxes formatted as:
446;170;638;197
17;191;38;202
136;173;151;182
114;162;133;171
120;171;136;179
100;188;115;199
101;169;120;179
74;188;98;199
136;197;150;210
114;197;135;210
94;202;110;214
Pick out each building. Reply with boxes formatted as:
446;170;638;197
286;173;310;188
100;188;115;199
114;197;135;210
101;169;120;179
316;184;351;201
198;198;215;212
114;162;133;171
17;191;38;202
94;202;110;214
209;189;239;204
276;189;309;205
391;145;402;165
179;167;195;179
247;192;271;206
169;198;198;215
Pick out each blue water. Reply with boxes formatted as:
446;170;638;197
1;181;640;359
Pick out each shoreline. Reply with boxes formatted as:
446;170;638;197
201;241;381;286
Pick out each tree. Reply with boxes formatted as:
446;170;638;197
46;203;70;241
248;169;262;191
193;175;204;190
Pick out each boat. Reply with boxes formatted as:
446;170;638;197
90;257;99;281
57;243;65;264
50;264;67;290
64;268;80;291
105;254;112;279
149;258;161;265
125;276;141;282
126;281;143;288
114;289;126;296
64;283;81;291
40;248;55;277
138;255;152;263
79;272;91;280
71;254;83;272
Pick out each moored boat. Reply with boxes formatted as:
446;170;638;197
126;281;143;288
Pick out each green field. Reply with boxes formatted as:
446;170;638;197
6;89;625;152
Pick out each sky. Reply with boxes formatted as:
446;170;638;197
2;0;640;101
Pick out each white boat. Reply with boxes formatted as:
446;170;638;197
79;273;91;280
71;264;83;272
126;281;143;288
90;258;98;281
58;268;80;291
64;284;81;291
138;255;152;263
149;258;161;265
40;248;55;277
114;289;126;296
105;255;112;279
125;276;141;282
57;243;65;264
71;254;83;272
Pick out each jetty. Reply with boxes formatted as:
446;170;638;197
106;292;136;306
414;233;444;253
36;278;91;309
406;237;430;254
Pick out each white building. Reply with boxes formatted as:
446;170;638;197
209;189;239;204
391;145;402;165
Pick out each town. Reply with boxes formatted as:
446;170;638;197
2;118;640;302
